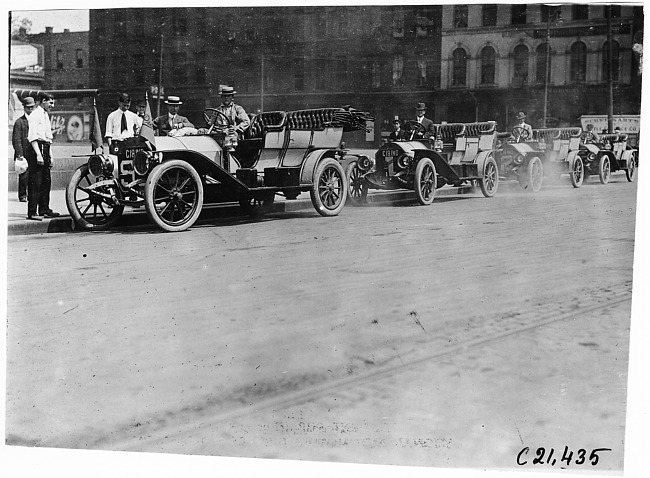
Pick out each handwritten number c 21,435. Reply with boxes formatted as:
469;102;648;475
517;446;612;466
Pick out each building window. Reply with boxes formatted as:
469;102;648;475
480;46;496;84
416;58;428;87
511;5;527;25
56;50;64;69
570;41;587;83
94;56;106;87
372;61;381;89
482;5;498;27
513;44;529;84
76;49;84;68
572;5;589;21
452;48;468;86
536;43;551;84
603;40;620;81
416;14;434;37
336;58;348;89
392;56;404;87
611;5;622;18
113;55;127;87
172;52;187;84
315;15;326;39
541;5;562;23
393;9;404;37
454;6;469;28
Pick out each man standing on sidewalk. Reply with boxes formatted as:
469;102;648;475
26;92;60;221
12;96;36;202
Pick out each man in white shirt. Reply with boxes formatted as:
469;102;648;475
26;92;59;220
105;93;142;153
512;111;533;143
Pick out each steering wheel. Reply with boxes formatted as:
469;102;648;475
512;126;530;143
404;120;426;140
202;108;232;133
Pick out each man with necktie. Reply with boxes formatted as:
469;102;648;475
413;102;435;139
26;92;59;220
153;95;194;136
105;93;141;154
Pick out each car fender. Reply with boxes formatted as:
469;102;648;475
300;149;336;184
567;150;580;169
413;149;459;180
621;149;635;167
474;150;494;172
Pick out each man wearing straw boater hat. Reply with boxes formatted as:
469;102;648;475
153;95;194;136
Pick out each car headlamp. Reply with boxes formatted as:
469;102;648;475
396;153;413;170
514;154;524;164
133;150;151;176
88;154;114;177
588;152;596;161
357;155;375;171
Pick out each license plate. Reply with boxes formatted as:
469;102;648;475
382;149;399;158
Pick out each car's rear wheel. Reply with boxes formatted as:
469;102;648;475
598;155;611;184
144;160;204;232
310;158;346;217
66;164;124;230
414;158;436;205
239;191;275;215
626;152;637;182
570;157;584;188
345;161;368;205
479;157;499;197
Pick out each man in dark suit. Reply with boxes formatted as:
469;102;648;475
414;102;436;139
12;96;36;202
153;95;194;136
388;119;405;141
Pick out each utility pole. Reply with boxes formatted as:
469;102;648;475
157;34;164;118
606;5;614;133
260;55;265;112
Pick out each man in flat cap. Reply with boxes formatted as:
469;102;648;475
105;93;142;153
153;95;194;136
512;111;533;143
12;96;36;202
214;86;250;137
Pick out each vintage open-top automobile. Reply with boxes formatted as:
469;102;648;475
495;125;553;192
345;121;499;205
577;132;638;184
66;106;373;232
532;127;585;188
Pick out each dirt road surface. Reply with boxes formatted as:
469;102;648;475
4;175;645;477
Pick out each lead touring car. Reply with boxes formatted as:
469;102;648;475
66;106;373;232
345;121;499;205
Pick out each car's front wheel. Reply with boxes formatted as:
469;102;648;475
310;158;347;217
626;152;637;182
571;157;584;188
598;155;611;184
524;157;544;192
479;157;499;197
414;158;436;205
66;164;124;230
345;161;368;205
144;160;204;232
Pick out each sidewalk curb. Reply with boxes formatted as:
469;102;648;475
8;186;472;236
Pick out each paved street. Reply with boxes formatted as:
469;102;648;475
4;174;642;475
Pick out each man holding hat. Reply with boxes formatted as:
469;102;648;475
413;103;435;139
512;111;533;142
153;95;194;136
12;96;36;202
214;86;250;137
105;93;142;152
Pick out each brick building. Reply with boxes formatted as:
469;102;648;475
89;6;442;146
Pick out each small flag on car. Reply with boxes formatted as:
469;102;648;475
139;92;156;150
90;98;103;153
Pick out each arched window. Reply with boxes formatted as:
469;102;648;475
536;43;551;84
513;45;529;84
452;48;468;86
480;46;496;85
603;40;620;81
570;41;587;83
